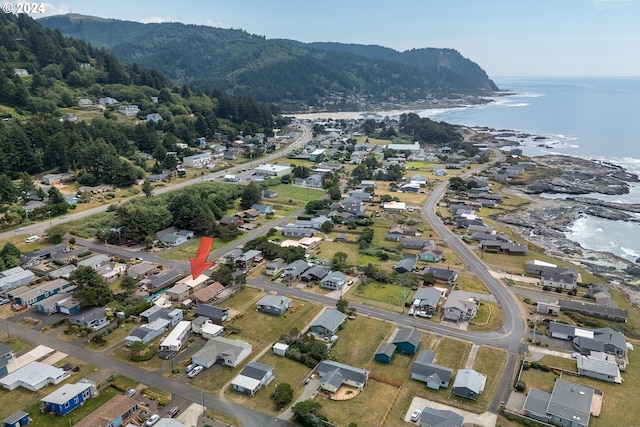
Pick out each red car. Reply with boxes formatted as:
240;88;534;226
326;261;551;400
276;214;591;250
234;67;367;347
165;406;180;418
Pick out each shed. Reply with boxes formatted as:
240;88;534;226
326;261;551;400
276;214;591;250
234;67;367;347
272;343;289;357
374;343;396;364
2;411;30;427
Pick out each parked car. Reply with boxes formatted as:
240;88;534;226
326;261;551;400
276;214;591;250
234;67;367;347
165;406;180;418
408;307;415;316
145;414;160;426
126;388;136;397
0;299;10;306
185;363;196;373
187;365;203;378
415;311;432;319
25;235;39;243
410;409;421;422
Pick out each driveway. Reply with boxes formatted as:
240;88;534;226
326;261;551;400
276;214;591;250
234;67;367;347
407;397;497;427
278;377;320;421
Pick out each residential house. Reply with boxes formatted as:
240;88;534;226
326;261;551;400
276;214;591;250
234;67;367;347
281;227;316;238
360;180;376;190
48;265;77;279
392;328;422;354
265;258;286;275
77;254;110;270
262;190;278;198
542;271;578;290
301;265;331;282
55;295;81;315
73;395;138;427
96;262;127;282
127;262;159;280
537;301;560;316
452;369;486;400
341;197;366;216
191;282;224;304
0;343;14;364
251;204;274;215
13;69;29;77
126;309;183;346
195;304;229;324
41;381;95;415
0;362;69;391
413;288;443;314
547;322;629;358
348;189;372;201
577;352;622;383
34;290;78;315
98;97;118;105
236;250;263;269
481;240;528;255
0;267;35;292
401;238;434;250
308;309;346;337
117;105;139;116
219;216;243;228
317;360;369;393
41;172;72;186
68;307;109;332
140;269;182;292
382;201;406;212
12;279;71;307
191;336;252;368
419;407;464;427
523;379;595;427
443;291;479;323
158;321;191;352
411;350;454;390
374;343;397;364
21;243;70;265
419;248;443;262
231;362;275;396
558;299;627;322
160;233;188;247
421;267;458;283
320;271;347;290
256;295;291;315
77;98;92;107
2;411;30;427
281;260;309;281
394;258;416;274
146;113;162;122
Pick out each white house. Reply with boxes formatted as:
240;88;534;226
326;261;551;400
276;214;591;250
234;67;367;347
231;362;275;396
0;362;69;391
158;321;191;352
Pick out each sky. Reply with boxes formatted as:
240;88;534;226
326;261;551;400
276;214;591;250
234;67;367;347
27;0;640;77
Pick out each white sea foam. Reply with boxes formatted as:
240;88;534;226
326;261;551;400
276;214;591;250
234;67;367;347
621;246;640;258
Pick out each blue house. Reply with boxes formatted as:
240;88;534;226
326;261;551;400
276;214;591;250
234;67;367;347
392;328;421;354
41;382;94;415
2;411;30;427
374;343;396;364
256;295;291;315
251;204;274;215
145;113;162;122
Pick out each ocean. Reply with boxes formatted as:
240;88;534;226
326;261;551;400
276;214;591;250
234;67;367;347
419;77;640;262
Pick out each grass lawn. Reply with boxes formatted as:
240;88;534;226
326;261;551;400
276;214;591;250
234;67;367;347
331;316;396;368
267;184;326;204
465;345;508;412
110;337;168;371
312;241;360;265
350;282;411;314
85;321;137;351
434;337;472;370
157;237;229;262
220;286;262;311
317;379;400;427
468;301;504;332
537;355;577;372
455;273;490;294
26;386;120;427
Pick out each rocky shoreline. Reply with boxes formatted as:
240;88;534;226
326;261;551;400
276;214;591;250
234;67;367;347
486;154;640;305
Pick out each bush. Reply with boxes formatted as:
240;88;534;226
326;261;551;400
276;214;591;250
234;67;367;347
530;361;541;369
539;364;551;372
515;380;526;392
522;362;531;370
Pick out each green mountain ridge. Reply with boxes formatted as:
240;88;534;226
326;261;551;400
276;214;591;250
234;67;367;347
39;14;498;110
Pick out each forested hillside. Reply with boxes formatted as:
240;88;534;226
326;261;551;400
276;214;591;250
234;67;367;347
39;14;499;110
0;12;275;186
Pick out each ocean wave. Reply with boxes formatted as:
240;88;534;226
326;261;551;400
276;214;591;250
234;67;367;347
621;246;640;258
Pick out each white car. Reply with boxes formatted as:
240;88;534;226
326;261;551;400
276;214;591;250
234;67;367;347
25;235;39;243
187;365;203;378
410;409;421;422
145;414;160;426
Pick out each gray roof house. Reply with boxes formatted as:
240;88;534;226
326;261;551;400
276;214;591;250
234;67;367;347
231;362;275;396
265;258;287;275
421;267;458;283
411;350;454;390
420;407;464;427
523;379;595;427
394;258;416;274
401;238;434;250
443;291;479;323
576;352;622;383
281;260;309;281
413;287;443;313
256;295;292;316
392;328;422;355
452;369;486;400
317;360;369;393
195;304;229;324
309;309;346;337
301;265;331;282
191;336;252;368
320;271;347;290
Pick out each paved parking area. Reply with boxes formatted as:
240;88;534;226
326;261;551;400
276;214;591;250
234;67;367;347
7;344;56;372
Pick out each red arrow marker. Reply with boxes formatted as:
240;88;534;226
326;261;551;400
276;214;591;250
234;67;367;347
189;236;214;280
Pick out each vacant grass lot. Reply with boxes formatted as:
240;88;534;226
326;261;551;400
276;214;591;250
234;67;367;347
157;237;229;262
266;184;326;204
434;337;472;370
331;316;396;368
350;281;411;314
468;301;505;333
